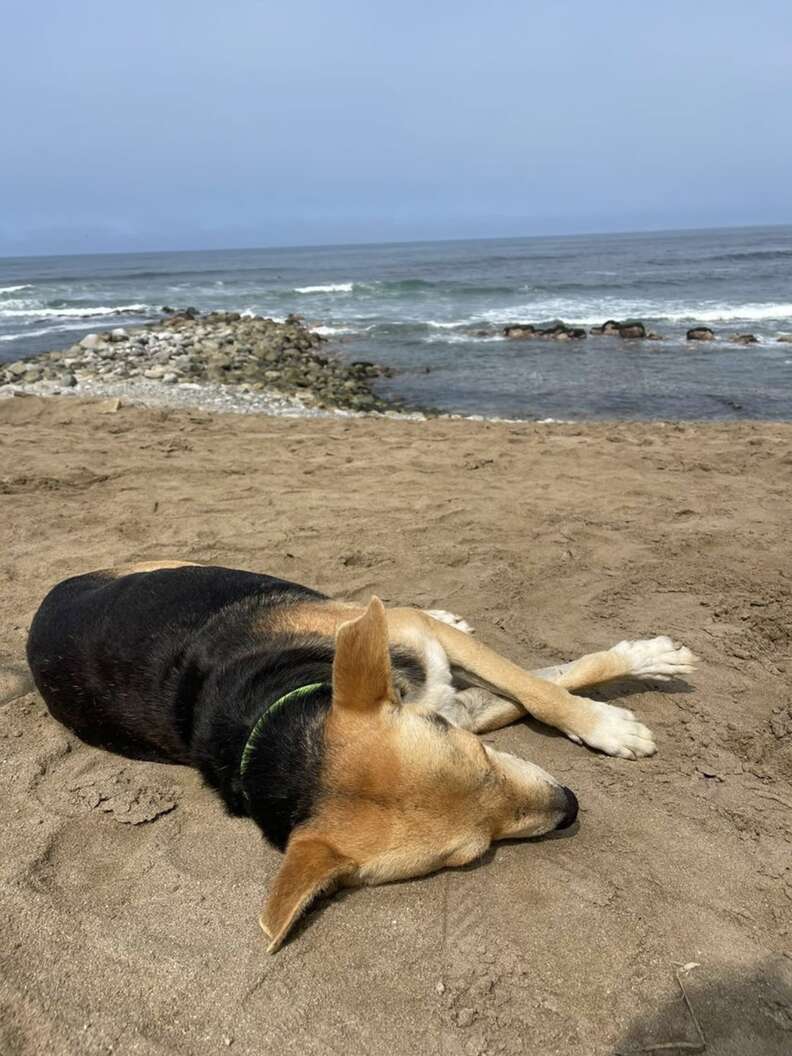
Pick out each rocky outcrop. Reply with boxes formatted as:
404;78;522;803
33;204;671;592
729;333;758;345
776;334;792;344
590;319;651;339
503;321;586;340
0;311;398;413
687;327;715;341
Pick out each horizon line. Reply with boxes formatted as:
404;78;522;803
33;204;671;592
2;220;791;264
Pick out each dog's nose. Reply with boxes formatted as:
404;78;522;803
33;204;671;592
555;786;579;830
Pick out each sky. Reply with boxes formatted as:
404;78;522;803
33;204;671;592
2;0;791;256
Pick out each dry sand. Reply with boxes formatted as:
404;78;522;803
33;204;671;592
1;395;791;1056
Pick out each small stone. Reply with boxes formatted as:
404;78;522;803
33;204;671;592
109;328;128;342
455;1007;476;1028
8;361;28;376
80;333;103;350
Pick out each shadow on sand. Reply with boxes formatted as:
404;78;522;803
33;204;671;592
613;957;792;1056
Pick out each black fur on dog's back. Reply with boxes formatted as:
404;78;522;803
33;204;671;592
27;566;336;847
27;564;427;850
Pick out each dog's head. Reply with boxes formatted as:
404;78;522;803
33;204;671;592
260;597;577;951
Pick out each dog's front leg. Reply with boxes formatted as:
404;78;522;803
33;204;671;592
386;609;656;759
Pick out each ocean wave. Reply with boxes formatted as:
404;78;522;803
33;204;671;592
661;303;792;323
705;249;792;263
0;303;153;320
311;324;365;336
0;321;102;343
294;283;354;294
0;284;34;295
421;332;505;345
478;298;792;327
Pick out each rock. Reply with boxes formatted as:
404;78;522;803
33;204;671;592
590;319;646;338
776;335;792;344
618;320;646;339
80;333;103;350
590;320;622;335
23;368;42;383
503;321;586;340
109;328;128;342
58;372;77;387
8;361;28;376
687;327;715;341
730;333;758;345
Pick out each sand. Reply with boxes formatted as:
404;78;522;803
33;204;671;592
1;395;791;1056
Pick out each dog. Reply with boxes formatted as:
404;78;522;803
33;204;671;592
26;561;697;952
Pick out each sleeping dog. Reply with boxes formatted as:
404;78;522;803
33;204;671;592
27;561;697;951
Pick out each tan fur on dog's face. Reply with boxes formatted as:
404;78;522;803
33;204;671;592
260;598;573;952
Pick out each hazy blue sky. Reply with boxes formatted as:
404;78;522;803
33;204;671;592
3;1;791;256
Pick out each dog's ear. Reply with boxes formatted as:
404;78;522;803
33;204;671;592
260;833;355;953
332;596;393;712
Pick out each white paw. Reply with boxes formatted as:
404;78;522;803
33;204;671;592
424;610;475;635
568;699;656;760
610;636;698;682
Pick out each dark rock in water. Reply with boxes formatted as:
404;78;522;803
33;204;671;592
503;321;585;341
161;306;175;314
590;319;646;338
646;332;663;340
730;333;758;345
777;334;792;344
503;324;537;339
618;320;646;339
590;319;622;335
687;327;715;341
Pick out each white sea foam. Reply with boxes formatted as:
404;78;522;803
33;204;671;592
294;283;354;294
480;299;792;327
0;285;33;295
422;332;505;345
0;303;151;319
311;324;361;336
662;302;792;323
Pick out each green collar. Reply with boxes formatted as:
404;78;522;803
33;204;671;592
239;682;327;789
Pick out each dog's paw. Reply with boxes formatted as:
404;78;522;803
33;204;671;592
567;700;656;760
610;636;698;682
424;610;475;635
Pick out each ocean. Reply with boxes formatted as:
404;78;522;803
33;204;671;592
1;226;791;420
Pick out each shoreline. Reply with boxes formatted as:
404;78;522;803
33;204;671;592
2;306;791;423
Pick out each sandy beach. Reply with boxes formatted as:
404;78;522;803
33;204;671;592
1;395;791;1056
